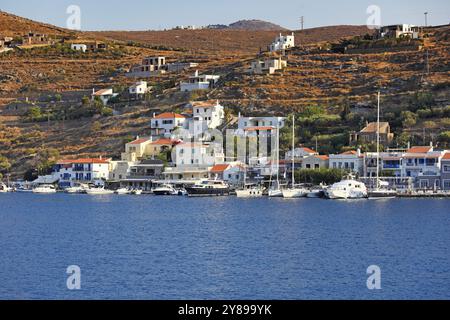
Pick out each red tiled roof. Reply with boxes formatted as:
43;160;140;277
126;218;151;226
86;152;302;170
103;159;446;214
129;138;150;145
244;126;275;131
92;89;112;96
315;155;329;160
442;153;450;160
407;146;433;153
301;147;316;154
210;164;230;173
151;138;181;146
341;150;358;155
153;112;186;119
58;158;110;164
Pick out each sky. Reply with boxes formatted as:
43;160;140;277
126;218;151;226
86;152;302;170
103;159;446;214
0;0;449;31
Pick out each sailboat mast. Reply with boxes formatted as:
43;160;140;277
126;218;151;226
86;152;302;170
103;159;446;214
292;115;295;186
276;124;280;185
376;91;381;190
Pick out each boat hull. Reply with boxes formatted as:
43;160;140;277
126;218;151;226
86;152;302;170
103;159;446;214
236;189;264;198
282;188;308;198
185;187;231;197
368;190;397;199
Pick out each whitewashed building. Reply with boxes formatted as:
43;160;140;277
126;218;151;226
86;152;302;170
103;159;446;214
150;112;188;137
91;88;118;105
71;44;87;52
378;24;420;39
180;71;220;92
329;150;364;175
238;115;286;131
129;81;150;98
269;33;295;52
187;100;225;133
52;158;111;188
250;57;287;75
209;162;245;186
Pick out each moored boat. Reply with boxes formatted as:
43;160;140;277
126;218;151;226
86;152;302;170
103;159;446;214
325;179;368;200
0;182;13;193
33;184;57;194
282;186;309;199
236;184;264;198
85;186;114;195
185;180;231;197
152;184;177;196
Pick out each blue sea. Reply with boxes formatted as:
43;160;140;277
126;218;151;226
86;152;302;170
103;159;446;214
0;193;449;300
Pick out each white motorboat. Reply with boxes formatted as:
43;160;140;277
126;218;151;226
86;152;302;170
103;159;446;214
0;182;13;193
325;179;368;199
85;187;114;195
65;184;88;194
33;184;57;194
115;188;132;195
132;189;143;195
152;184;177;196
282;186;309;198
236;184;264;198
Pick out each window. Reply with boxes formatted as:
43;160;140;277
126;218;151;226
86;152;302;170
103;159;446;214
420;180;429;188
443;165;450;173
444;180;450;189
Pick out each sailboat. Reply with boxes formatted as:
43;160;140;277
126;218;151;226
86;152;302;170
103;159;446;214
268;125;283;197
368;92;397;199
236;165;264;198
282;115;309;198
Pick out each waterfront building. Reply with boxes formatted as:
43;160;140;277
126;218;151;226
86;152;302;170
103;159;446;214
269;33;295;52
52;158;111;188
180;71;220;92
302;155;330;170
329;150;364;175
441;152;450;191
208;162;245;186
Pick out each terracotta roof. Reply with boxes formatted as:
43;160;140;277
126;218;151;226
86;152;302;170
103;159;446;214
58;158;110;164
407;146;433;153
151;138;180;146
300;147;317;154
191;100;220;108
210;164;230;173
341;150;358;155
92;89;112;96
360;122;390;134
442;153;450;160
315;155;329;160
153;112;186;119
244;126;275;131
129;138;150;145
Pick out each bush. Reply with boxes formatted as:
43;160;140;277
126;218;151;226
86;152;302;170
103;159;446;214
295;168;346;185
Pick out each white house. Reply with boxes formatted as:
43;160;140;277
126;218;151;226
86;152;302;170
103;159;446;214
209;162;245;186
378;24;420;39
53;158;111;188
285;147;318;160
180;71;220;92
71;44;87;52
174;142;225;167
187;100;225;133
150;112;188;137
250;57;287;75
127;56;167;77
238;115;286;131
91;88;118;105
269;33;295;52
129;81;149;97
329;150;364;175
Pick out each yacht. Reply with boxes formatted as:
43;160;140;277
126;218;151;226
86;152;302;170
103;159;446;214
325;179;368;199
0;182;13;193
85;186;114;195
185;180;231;197
152;184;177;196
65;184;88;194
236;184;265;198
282;116;308;199
33;184;57;194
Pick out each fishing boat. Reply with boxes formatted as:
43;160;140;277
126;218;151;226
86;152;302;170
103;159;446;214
33;184;57;194
367;92;398;200
325;178;368;200
85;186;114;195
282;116;309;198
185;180;231;197
152;184;177;196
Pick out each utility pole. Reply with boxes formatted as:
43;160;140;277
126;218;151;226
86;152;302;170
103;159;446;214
300;16;304;31
424;12;428;27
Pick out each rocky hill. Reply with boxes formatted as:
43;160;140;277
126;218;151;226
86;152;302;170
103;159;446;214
228;20;287;31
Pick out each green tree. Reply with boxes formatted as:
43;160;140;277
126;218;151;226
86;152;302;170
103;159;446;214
401;111;417;128
32;148;60;175
26;106;42;122
0;155;11;177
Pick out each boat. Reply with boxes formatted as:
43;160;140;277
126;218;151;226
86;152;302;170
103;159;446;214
236;184;264;198
176;188;188;196
32;184;57;194
85;186;114;195
307;187;326;198
65;184;88;194
0;182;13;193
152;184;177;196
325;179;368;199
15;187;33;193
269;125;283;197
282;115;309;199
185;180;231;197
132;189;143;195
367;91;398;200
115;188;132;195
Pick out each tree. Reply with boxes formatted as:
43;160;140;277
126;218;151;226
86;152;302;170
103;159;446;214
26;106;42;122
401;111;417;128
81;96;90;106
0;155;11;177
32;148;60;175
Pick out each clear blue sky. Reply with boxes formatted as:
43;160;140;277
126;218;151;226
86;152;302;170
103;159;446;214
1;0;449;31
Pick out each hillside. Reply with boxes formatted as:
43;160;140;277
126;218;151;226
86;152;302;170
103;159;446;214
228;20;287;31
0;10;449;178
